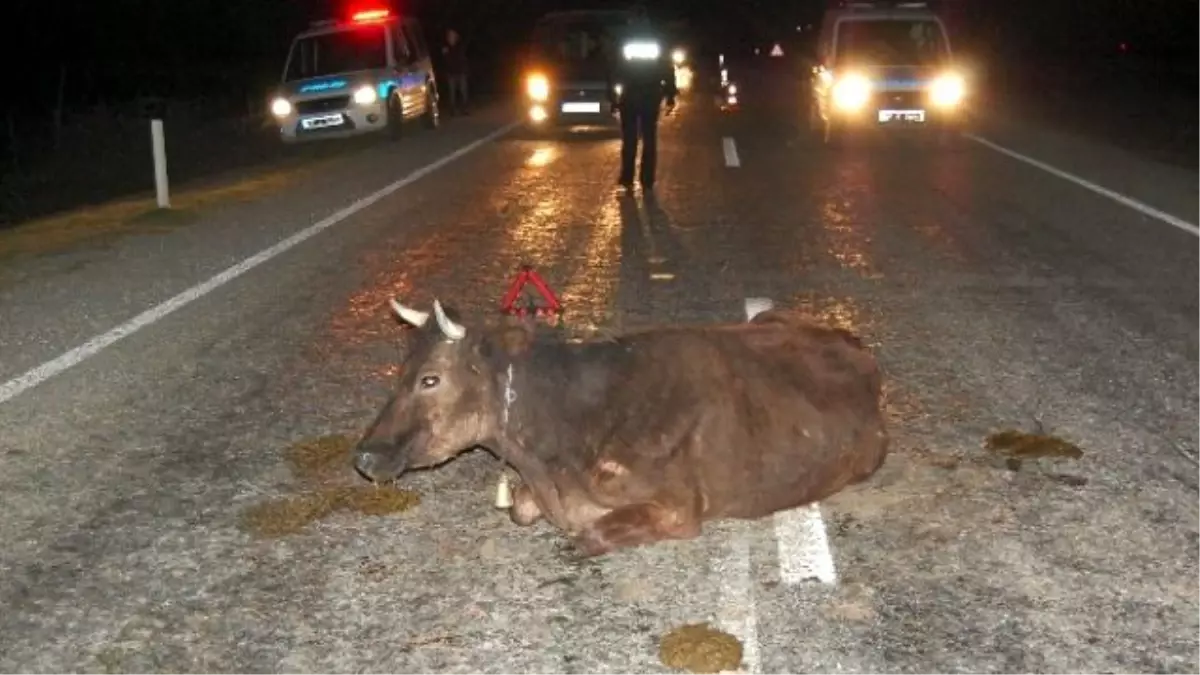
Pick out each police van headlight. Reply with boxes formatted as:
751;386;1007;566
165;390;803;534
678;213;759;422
832;73;872;111
526;73;550;101
930;72;965;107
353;85;378;105
270;97;293;118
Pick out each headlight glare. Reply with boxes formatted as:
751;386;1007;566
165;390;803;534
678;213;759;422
353;85;378;105
930;72;965;106
831;73;871;110
527;74;550;101
270;97;292;117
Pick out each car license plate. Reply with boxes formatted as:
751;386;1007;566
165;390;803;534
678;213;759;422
561;101;601;114
878;109;925;123
301;113;345;130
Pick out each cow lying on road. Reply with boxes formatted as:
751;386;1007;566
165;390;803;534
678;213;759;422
354;297;888;557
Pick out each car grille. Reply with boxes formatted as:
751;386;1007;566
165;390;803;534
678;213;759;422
295;96;351;115
877;91;925;108
558;85;608;101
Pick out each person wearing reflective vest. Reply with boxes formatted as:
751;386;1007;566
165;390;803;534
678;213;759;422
609;17;677;191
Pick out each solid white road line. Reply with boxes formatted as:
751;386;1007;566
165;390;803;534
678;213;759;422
744;297;840;588
775;504;838;585
966;133;1200;237
723;137;741;167
0;122;521;406
716;529;762;674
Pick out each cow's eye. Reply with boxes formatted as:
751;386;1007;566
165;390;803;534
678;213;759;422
419;375;440;389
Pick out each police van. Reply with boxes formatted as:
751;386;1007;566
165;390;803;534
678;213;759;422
269;7;439;143
808;0;967;143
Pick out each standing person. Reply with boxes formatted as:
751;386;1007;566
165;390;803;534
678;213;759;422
610;10;677;191
441;28;470;115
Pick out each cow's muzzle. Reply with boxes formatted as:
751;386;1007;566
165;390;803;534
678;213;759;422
353;443;408;484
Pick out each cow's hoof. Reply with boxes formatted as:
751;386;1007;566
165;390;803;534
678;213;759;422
572;529;611;558
510;484;543;526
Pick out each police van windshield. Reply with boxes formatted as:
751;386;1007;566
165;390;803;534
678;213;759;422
285;26;388;81
834;19;948;67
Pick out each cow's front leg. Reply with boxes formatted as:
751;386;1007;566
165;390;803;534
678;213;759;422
509;482;543;526
573;502;701;557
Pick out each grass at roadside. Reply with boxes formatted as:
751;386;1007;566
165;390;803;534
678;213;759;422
0;161;320;263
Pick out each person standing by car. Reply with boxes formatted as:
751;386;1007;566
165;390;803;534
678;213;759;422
441;28;470;115
610;10;677;191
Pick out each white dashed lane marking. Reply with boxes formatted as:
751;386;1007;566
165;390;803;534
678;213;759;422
723;137;741;167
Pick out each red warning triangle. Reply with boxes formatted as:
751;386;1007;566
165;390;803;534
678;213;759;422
499;265;563;317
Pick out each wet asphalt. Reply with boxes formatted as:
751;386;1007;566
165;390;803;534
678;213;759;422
0;65;1197;673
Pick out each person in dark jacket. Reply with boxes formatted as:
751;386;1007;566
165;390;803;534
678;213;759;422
441;29;470;115
609;13;677;191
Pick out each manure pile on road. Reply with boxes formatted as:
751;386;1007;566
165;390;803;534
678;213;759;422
238;433;420;538
659;623;744;673
983;428;1087;485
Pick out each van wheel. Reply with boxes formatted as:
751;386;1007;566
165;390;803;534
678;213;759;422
387;92;404;139
421;87;439;130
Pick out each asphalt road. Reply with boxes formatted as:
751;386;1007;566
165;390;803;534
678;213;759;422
0;66;1197;673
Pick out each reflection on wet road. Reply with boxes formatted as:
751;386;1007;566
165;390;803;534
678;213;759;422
0;66;1195;674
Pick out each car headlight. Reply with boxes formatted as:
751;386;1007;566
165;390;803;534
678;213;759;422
270;97;292;117
930;72;965;107
831;73;872;111
526;73;549;101
672;48;685;65
353;85;378;105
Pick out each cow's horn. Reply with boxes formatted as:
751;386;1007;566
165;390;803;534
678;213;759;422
433;299;466;340
390;298;430;327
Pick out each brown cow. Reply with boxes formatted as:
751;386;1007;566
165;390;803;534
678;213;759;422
354;297;888;557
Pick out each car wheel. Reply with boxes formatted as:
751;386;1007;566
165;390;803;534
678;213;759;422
421;85;439;130
387;92;404;139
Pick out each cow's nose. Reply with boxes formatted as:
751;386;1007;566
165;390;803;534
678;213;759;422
354;451;379;480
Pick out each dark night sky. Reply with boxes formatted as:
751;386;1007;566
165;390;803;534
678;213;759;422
7;0;1198;111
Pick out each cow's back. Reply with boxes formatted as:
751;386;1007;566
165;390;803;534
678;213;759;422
664;313;888;520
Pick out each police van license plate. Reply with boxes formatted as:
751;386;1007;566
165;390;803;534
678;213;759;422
561;102;601;114
878;109;925;123
301;113;345;130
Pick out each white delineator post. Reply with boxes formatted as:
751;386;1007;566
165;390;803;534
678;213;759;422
150;118;169;208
